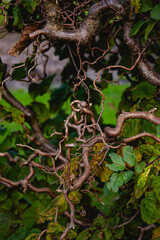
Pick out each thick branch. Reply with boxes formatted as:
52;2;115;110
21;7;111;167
30;0;124;44
124;19;160;86
2;85;66;162
105;109;160;137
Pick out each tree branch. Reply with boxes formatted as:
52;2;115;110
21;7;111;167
124;17;160;86
30;0;125;44
2;84;67;162
104;109;160;137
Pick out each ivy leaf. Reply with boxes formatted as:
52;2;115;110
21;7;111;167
151;3;160;20
141;0;152;12
106;153;125;172
156;125;160;138
123;146;137;167
144;19;157;41
130;20;146;37
141;192;160;224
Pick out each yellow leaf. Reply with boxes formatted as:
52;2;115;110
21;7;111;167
152;227;160;240
69;190;82;204
135;166;151;199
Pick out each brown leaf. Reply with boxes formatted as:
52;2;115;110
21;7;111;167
8;23;40;57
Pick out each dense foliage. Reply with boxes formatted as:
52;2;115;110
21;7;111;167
1;0;160;239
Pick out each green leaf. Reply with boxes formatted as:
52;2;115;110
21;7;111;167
0;212;11;235
23;0;37;13
93;216;105;227
30;102;50;124
141;192;160;224
0;125;7;136
29;75;55;99
0;136;12;151
144;19;157;41
11;109;25;124
152;176;160;201
135;162;146;174
103;226;115;240
106;171;134;193
24;233;37;240
132;82;157;100
130;20;146;36
135;166;151;199
156;125;160;138
0;58;3;82
141;0;152;12
76;230;91;240
49;83;70;112
106;153;125;172
90;230;103;240
12;6;23;29
151;3;160;20
0;191;7;201
2;199;12;210
12;64;26;80
121;171;134;183
123;146;137;166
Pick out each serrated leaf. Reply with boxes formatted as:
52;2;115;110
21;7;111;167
93;216;105;227
132;82;157;100
141;192;160;224
69;190;82;204
0;58;3;82
24;233;37;240
141;0;152;12
144;19;157;41
121;171;134;183
12;6;23;29
90;230;103;240
106;153;125;172
106;171;134;193
135;166;151;199
151;226;160;240
130;20;146;36
12;64;26;80
29;75;55;99
103;226;115;240
49;83;70;112
135;162;146;174
123;146;137;166
151;3;160;20
106;173;123;193
156;125;160;138
152;176;160;201
76;230;91;240
11;109;25;124
23;0;37;13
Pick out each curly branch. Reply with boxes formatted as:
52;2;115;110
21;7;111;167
105;109;160;137
30;0;125;44
124;17;160;86
2;84;67;162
